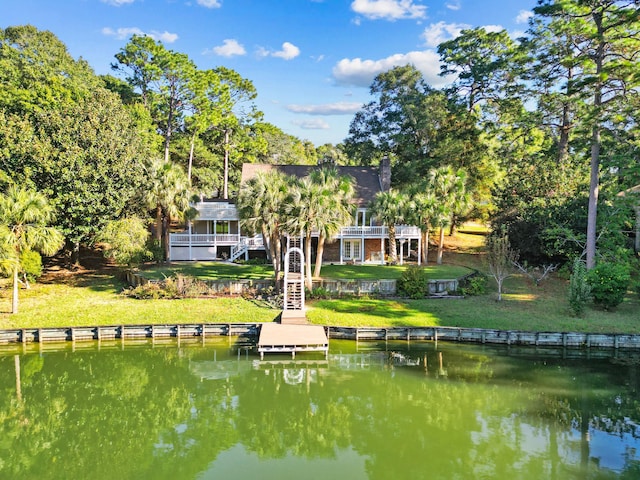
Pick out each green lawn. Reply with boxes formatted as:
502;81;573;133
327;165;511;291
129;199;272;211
318;263;472;280
139;262;275;280
0;272;278;329
1;257;638;334
138;261;472;281
307;274;640;333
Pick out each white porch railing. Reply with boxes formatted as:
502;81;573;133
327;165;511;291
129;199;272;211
169;233;241;246
338;225;420;238
230;235;265;261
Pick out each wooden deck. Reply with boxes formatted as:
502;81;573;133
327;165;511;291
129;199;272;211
257;323;329;360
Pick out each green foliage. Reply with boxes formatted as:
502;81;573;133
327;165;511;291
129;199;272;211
586;262;631;310
0;185;64;313
459;274;487;296
147;239;164;264
397;265;429;299
125;275;211;299
568;258;591;316
96;217;151;267
308;287;332;300
19;249;42;282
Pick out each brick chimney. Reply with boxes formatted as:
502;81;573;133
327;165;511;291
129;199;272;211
379;155;391;192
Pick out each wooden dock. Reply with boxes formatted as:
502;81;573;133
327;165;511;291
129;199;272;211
257;323;329;360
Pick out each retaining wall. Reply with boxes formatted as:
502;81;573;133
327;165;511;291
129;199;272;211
125;271;459;296
2;324;640;351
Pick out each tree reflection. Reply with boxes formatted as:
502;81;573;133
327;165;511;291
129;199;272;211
0;343;638;479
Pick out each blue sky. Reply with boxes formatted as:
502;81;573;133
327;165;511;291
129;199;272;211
4;0;537;146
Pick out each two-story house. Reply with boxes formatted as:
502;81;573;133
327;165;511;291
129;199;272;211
169;159;422;264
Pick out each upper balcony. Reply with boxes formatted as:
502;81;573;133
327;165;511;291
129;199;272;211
194;201;239;221
337;225;420;239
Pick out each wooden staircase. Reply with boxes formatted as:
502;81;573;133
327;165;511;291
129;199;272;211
282;235;307;324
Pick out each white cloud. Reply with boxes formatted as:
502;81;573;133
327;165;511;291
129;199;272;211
421;21;470;48
445;0;460;11
102;27;178;43
333;50;454;88
351;0;427;21
258;42;301;60
292;119;331;130
273;42;301;60
516;10;533;24
207;39;246;57
197;0;222;7
286;102;363;115
101;0;135;5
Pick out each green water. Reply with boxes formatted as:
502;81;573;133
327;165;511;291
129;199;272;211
1;340;639;479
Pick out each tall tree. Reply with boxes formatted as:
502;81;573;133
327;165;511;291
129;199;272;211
428;166;472;264
113;35;196;164
406;190;437;264
438;27;524;114
368;189;408;264
309;168;355;278
237;170;291;290
0;25;98;114
143;158;192;261
285;167;355;288
1;88;149;263
533;0;640;269
0;186;64;314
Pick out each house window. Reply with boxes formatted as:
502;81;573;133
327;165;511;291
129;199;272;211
356;210;366;226
344;240;361;260
214;222;229;234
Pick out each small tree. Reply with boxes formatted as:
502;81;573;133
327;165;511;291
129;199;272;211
486;229;518;301
97;217;151;267
0;186;64;314
568;258;591;316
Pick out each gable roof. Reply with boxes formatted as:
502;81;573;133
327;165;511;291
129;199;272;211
240;164;383;207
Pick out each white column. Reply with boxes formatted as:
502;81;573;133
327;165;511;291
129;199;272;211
340;239;344;264
188;221;193;260
380;237;384;265
417;236;422;266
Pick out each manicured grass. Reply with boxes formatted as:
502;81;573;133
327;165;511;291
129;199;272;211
0;272;278;329
139;261;473;281
318;263;472;280
139;262;275;280
307;274;640;333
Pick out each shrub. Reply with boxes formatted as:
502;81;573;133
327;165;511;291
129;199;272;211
568;258;590;316
459;274;487;296
397;265;428;299
20;249;43;283
308;287;332;299
97;217;151;267
586;262;630;310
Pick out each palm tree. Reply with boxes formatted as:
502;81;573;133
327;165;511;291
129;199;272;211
286;167;355;289
368;189;408;265
407;191;437;264
285;177;322;290
428;166;471;264
0;186;64;314
237;170;290;290
309;168;354;279
143;158;192;261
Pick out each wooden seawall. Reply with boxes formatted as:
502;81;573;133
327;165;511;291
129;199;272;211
1;324;640;351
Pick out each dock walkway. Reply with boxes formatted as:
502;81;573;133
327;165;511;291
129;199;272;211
257;323;329;360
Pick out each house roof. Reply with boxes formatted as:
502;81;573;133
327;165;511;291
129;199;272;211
240;164;383;207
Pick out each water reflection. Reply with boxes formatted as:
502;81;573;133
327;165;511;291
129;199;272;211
1;340;639;479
